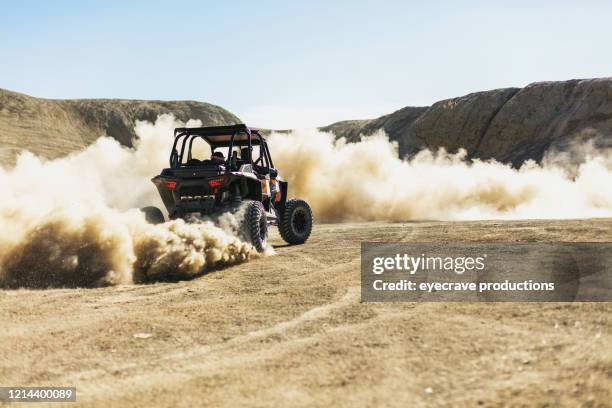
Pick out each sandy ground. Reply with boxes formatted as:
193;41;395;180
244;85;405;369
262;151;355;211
1;219;611;407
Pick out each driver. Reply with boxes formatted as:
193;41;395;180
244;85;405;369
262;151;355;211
211;151;225;164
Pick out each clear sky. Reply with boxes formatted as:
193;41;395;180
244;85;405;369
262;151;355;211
1;1;611;128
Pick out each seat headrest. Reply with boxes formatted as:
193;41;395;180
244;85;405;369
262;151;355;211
241;147;251;162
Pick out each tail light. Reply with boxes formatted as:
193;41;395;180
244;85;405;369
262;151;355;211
159;178;177;190
208;177;227;188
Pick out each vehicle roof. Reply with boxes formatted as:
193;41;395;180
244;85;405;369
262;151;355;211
174;124;266;147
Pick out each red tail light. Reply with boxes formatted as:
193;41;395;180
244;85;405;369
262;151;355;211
160;179;177;190
208;177;227;188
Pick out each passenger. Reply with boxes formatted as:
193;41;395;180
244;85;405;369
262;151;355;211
240;147;251;163
211;151;225;164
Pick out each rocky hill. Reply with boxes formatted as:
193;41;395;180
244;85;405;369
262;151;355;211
322;78;612;165
3;78;612;167
0;88;240;164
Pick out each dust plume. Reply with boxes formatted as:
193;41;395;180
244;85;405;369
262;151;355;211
3;116;611;288
268;129;612;221
0;115;257;289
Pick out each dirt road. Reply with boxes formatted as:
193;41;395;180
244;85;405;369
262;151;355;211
1;220;611;407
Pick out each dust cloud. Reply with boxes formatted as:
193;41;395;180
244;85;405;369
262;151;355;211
2;116;612;288
0;115;257;288
268;129;612;221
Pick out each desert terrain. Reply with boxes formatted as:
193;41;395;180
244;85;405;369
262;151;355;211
2;79;612;406
1;219;610;407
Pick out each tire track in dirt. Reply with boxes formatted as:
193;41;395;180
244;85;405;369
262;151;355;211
70;287;361;402
51;235;364;390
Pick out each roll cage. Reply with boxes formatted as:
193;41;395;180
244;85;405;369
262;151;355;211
170;124;274;172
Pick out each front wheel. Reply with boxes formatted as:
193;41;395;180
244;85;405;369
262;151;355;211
279;199;313;245
243;201;268;252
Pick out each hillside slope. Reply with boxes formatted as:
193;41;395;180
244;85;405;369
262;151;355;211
321;106;428;144
322;78;612;165
0;88;240;164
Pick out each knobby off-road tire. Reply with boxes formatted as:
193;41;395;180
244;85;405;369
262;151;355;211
279;199;313;245
140;206;165;225
244;200;268;252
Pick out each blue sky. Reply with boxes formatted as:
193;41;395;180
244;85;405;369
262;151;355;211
1;1;611;128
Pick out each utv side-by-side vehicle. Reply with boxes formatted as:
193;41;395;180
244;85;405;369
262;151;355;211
141;124;313;252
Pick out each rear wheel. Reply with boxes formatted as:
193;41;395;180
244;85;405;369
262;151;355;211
244;201;268;252
279;199;313;245
140;206;165;224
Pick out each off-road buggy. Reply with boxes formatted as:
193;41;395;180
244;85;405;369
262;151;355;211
142;124;313;252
